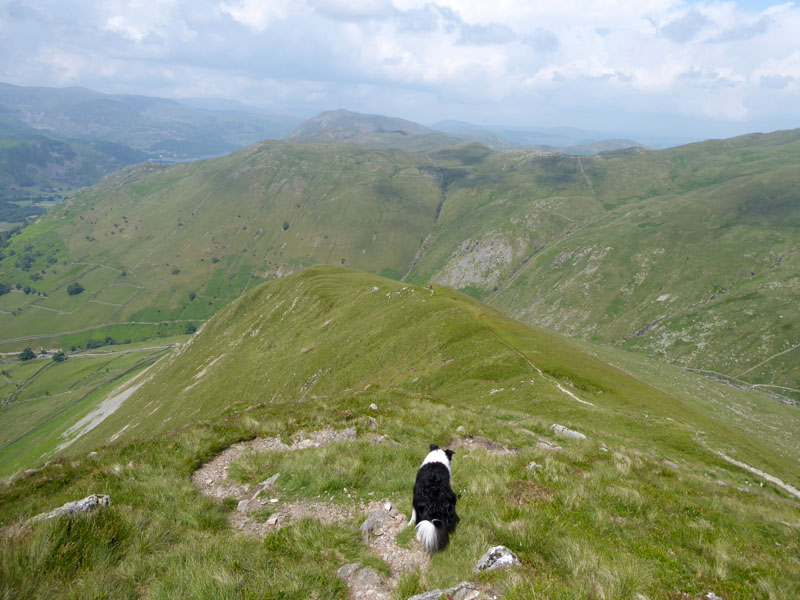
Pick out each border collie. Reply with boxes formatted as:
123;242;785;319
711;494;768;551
410;444;457;552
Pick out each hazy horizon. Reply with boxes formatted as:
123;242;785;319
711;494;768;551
1;0;798;143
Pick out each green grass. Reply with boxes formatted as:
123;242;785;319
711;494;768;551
2;267;796;597
3;130;800;392
0;339;186;477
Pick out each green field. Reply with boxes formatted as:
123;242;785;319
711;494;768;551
0;337;186;476
1;267;798;599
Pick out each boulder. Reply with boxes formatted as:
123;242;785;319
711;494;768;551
549;424;587;440
409;582;479;600
474;545;521;572
30;494;111;522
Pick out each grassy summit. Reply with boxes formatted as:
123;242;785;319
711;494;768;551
2;267;798;598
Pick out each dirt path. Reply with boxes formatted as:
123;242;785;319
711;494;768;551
191;428;429;598
708;447;800;501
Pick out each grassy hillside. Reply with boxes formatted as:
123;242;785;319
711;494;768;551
0;337;184;477
1;267;798;599
0;131;146;226
482;131;800;397
0;141;442;350
288;109;462;151
1;129;799;394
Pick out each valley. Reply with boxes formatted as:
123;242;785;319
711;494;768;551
1;128;798;398
1;117;799;600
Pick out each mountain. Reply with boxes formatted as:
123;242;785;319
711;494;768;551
1;129;799;398
0;82;300;158
431;119;646;154
1;267;798;598
287;109;461;151
0;129;148;226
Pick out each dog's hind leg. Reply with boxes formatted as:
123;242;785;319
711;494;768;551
409;508;417;525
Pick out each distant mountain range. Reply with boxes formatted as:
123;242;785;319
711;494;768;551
285;109;647;155
0;82;302;224
0;83;300;158
0;89;649;227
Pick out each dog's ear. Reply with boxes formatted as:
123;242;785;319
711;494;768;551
444;449;455;461
429;443;439;451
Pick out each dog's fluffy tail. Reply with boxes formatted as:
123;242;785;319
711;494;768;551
415;519;446;552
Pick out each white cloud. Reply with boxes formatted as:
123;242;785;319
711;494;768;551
217;0;296;32
0;0;798;138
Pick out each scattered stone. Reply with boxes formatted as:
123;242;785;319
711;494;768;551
361;509;386;542
266;515;280;526
409;582;480;600
259;473;280;488
456;425;465;432
337;562;387;600
526;461;543;471
269;498;279;503
384;501;392;511
237;499;249;513
474;545;521;572
451;435;517;455
87;451;98;458
368;416;378;429
536;438;563;451
369;403;378;411
704;593;723;600
549;424;587;440
337;562;363;581
662;460;680;470
30;494;111;522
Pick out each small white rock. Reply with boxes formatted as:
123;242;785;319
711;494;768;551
369;403;378;410
384;502;392;511
270;498;279;503
550;424;587;440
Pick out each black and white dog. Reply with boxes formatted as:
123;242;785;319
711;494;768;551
410;444;458;552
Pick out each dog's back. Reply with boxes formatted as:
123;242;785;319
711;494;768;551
411;444;457;552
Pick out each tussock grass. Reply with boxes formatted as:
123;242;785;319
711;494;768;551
2;268;799;598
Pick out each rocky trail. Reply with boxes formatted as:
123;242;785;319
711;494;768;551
191;427;514;599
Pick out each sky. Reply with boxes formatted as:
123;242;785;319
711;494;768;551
1;0;799;141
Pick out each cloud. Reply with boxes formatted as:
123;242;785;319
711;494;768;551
310;0;396;20
524;28;560;53
711;16;771;42
457;22;516;45
217;0;294;32
0;0;798;139
660;9;710;43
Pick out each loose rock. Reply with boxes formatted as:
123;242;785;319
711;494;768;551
549;424;587;440
361;510;386;543
30;494;111;522
337;562;388;600
526;461;543;471
409;582;481;600
474;545;521;572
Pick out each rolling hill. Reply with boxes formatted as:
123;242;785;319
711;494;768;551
288;109;461;151
0;129;798;398
1;267;798;598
